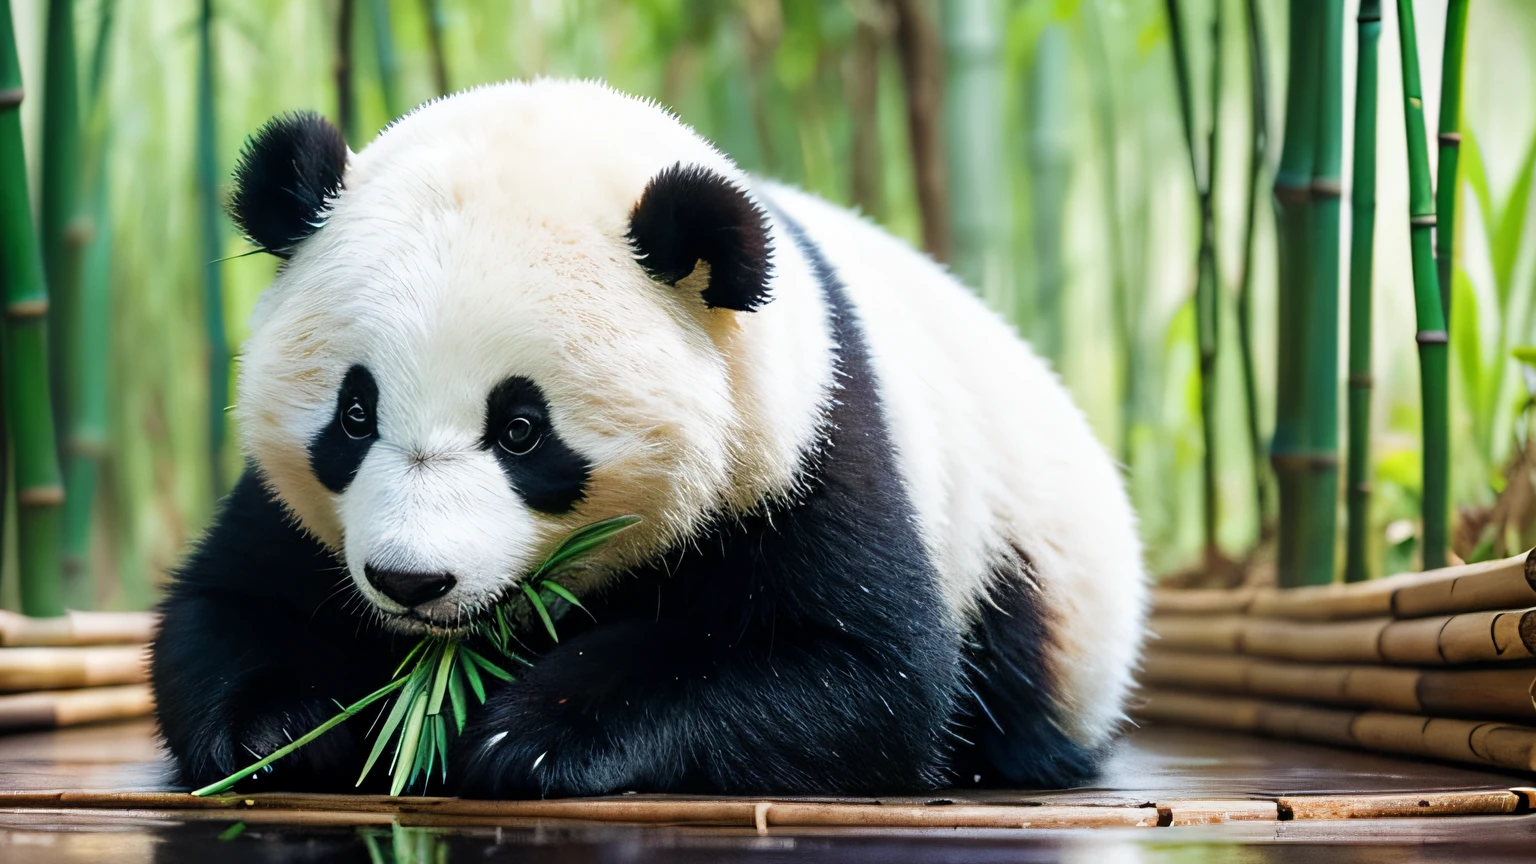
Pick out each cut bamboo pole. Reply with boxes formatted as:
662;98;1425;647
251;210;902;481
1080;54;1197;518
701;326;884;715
1344;0;1382;583
1395;0;1451;570
1149;606;1536;664
1151;550;1534;621
1434;0;1469;323
0;684;152;730
1279;791;1521;819
0;645;146;691
0;610;155;646
0;0;67;617
1140;650;1536;721
1138;688;1536;773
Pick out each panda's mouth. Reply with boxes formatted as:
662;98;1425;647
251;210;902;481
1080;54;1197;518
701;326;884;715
379;608;473;637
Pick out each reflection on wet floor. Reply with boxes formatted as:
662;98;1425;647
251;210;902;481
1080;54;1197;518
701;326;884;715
1;720;1534;862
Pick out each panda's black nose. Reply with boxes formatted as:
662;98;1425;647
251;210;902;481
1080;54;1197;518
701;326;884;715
363;565;457;608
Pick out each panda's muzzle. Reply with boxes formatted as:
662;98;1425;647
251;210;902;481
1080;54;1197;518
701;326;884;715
363;564;457;609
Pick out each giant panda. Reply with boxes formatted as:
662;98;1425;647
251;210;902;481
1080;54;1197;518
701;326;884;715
150;79;1147;798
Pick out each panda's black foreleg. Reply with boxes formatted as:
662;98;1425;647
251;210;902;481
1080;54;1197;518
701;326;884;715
150;469;402;792
451;603;959;797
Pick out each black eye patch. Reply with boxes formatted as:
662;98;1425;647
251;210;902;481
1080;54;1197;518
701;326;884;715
482;377;590;514
309;365;378;493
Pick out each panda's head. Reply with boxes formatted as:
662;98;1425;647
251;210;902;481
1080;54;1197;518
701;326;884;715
231;82;804;634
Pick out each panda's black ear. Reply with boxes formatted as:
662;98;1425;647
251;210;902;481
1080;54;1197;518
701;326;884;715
627;163;773;312
228;112;349;259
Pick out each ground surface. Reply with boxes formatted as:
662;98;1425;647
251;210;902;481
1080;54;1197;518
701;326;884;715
0;719;1533;862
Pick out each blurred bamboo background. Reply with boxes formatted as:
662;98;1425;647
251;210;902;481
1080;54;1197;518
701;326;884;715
2;0;1536;611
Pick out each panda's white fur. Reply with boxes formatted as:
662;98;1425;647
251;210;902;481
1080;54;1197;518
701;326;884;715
159;79;1146;795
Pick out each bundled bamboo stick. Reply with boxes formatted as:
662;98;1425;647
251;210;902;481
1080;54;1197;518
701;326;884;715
0;610;156;646
0;684;152;731
1150;607;1536;665
1151;551;1535;621
1137;688;1536;774
1141;650;1536;722
0;645;146;692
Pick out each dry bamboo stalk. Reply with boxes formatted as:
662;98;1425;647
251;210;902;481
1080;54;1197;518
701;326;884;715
1142;650;1536;721
0;610;156;646
1138;688;1536;774
1278;790;1521;819
0;684;153;730
1241;617;1388;662
1393;551;1536;617
1378;608;1536;664
1147;615;1244;652
1150;551;1533;622
1157;799;1279;825
1151;587;1257;616
0;645;147;691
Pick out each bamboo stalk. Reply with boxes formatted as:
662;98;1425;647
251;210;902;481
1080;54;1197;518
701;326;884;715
39;0;84;457
1150;605;1536;665
1152;551;1533;620
888;0;949;263
1025;24;1070;357
1434;0;1469;323
848;3;887;221
1272;2;1326;587
336;0;357;148
366;0;402;120
195;0;228;499
1237;0;1272;537
1141;650;1536;721
419;0;449;96
1344;0;1382;583
1138;688;1536;774
0;645;146;692
1395;0;1451;570
1165;0;1222;564
0;683;151;730
61;0;116;608
0;609;155;646
0;0;67;617
940;0;1011;314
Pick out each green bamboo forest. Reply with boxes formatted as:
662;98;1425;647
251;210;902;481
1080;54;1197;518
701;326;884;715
1;0;1534;613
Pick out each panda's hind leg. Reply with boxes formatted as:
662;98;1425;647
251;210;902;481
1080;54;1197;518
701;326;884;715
950;547;1100;789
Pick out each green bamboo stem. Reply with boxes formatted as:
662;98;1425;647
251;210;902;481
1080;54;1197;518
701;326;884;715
940;0;1012;318
196;0;228;499
1395;0;1450;570
1026;24;1070;361
1298;0;1344;586
336;0;357;147
1;0;66;616
1434;0;1468;324
1237;0;1271;539
1344;0;1382;583
367;0;402;120
60;0;115;606
1164;0;1222;564
419;0;449;96
40;0;83;455
1083;0;1136;464
1272;2;1324;587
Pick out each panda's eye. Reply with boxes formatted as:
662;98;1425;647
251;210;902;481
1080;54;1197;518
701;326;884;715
498;416;541;456
340;397;374;440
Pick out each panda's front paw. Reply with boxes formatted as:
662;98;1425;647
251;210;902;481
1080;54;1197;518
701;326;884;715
450;712;632;799
221;700;362;793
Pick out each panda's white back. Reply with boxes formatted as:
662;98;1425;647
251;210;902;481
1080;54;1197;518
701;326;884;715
759;185;1146;748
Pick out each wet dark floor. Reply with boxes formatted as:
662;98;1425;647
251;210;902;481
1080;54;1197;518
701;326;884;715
0;720;1532;862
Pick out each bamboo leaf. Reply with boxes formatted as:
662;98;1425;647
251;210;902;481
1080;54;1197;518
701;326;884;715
355;675;421;787
1492;132;1536;301
447;663;467;732
462;645;515;682
392;640;426;678
434;714;449;783
462;653;486;702
390;688;430;796
531;515;641;580
541;580;593;619
427;642;456;716
522;582;558;642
